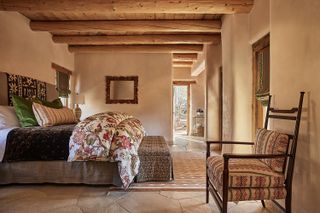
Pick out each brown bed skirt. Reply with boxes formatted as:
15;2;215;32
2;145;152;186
0;161;122;186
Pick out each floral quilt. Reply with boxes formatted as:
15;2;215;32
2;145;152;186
68;112;145;188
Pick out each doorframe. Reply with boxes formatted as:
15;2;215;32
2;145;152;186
252;34;270;139
172;80;196;136
219;66;223;145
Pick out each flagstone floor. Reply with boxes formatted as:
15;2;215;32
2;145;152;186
0;137;282;213
0;185;282;213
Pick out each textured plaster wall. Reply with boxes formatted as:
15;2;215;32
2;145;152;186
0;12;74;85
75;53;172;140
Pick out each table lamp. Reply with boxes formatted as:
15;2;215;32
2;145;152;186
74;93;85;121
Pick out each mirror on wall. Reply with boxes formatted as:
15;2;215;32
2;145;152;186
105;76;138;104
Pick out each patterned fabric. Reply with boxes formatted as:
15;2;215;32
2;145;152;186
7;73;46;106
136;136;173;182
254;128;289;172
32;103;77;127
3;125;75;161
207;156;285;191
209;185;286;201
68;112;145;189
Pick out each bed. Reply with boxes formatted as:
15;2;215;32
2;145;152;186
0;124;122;186
0;72;123;186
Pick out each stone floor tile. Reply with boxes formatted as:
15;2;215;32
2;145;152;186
79;186;109;197
228;201;282;213
104;203;130;213
77;195;115;213
159;191;204;200
0;196;78;213
106;191;128;201
0;186;46;202
46;205;83;213
116;192;182;213
170;144;187;152
36;185;84;198
179;197;218;213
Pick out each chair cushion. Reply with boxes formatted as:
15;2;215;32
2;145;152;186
207;156;285;191
254;128;289;172
209;185;286;201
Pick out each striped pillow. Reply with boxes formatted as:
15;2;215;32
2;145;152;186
254;128;289;173
32;102;76;127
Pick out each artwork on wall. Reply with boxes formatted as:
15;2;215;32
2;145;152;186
105;76;138;104
6;73;47;105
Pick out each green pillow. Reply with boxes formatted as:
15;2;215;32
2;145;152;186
12;95;38;127
41;98;63;109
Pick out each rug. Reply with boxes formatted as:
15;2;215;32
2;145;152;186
110;151;206;191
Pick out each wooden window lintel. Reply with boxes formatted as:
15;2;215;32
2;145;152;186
52;63;73;75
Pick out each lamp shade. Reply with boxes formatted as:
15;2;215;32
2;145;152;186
74;93;85;105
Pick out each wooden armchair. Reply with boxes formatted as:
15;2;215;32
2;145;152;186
206;92;304;213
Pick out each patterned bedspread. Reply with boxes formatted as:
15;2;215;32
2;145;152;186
68;112;145;188
3;125;75;161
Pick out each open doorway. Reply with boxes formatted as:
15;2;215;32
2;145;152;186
173;84;190;136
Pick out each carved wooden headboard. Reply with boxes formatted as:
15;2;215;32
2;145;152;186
0;72;58;106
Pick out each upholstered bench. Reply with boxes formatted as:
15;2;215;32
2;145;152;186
136;136;173;182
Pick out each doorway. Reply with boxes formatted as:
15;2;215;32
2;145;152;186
173;84;190;136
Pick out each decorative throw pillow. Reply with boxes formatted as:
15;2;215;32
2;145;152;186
38;98;63;109
30;97;63;109
0;106;20;130
32;102;77;127
254;128;289;173
12;95;38;127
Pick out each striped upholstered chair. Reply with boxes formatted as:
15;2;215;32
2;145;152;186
206;92;304;213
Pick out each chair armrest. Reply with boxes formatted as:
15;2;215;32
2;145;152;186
223;153;290;160
207;141;254;145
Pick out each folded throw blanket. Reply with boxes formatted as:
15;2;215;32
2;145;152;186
68;112;145;188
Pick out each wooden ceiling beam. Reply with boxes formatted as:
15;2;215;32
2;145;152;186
173;61;194;66
68;44;203;53
173;81;196;85
52;34;221;45
30;20;221;34
173;53;198;61
0;1;254;14
173;58;195;62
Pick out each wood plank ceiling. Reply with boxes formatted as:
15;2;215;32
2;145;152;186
0;0;254;69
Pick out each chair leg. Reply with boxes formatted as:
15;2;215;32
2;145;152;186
206;173;209;203
222;199;228;213
261;200;266;208
285;189;292;213
206;160;210;204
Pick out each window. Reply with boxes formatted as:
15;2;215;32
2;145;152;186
252;34;270;136
51;63;72;107
56;70;71;98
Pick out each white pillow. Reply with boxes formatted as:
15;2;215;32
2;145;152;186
0;106;20;130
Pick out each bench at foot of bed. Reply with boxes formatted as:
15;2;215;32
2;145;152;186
136;136;173;182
